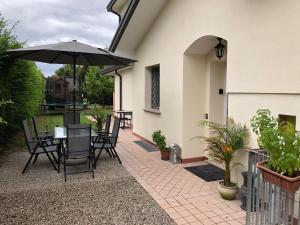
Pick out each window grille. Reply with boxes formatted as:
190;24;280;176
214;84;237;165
151;67;160;109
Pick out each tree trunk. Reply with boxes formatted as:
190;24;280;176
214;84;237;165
224;161;231;186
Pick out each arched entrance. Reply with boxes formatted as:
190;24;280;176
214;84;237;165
182;35;228;159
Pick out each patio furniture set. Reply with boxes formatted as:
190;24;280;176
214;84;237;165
21;113;121;181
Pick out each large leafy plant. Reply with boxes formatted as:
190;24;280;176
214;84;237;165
200;118;249;186
251;109;300;177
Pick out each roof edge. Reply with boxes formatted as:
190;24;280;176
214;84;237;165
108;0;140;52
107;0;121;22
106;0;117;11
101;65;131;75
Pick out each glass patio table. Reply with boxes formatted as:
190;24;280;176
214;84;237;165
54;127;98;173
54;127;97;139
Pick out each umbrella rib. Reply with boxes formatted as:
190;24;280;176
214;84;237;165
49;52;64;64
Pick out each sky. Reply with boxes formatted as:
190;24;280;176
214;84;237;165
0;0;118;77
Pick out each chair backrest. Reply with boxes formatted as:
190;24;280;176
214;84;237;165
32;116;39;137
66;124;91;158
22;119;35;153
110;117;121;147
64;112;80;126
104;114;111;133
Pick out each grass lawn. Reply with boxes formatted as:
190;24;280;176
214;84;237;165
3;107;112;153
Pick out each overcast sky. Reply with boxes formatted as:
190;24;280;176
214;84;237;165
0;0;118;76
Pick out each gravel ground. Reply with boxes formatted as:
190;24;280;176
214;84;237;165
0;152;175;225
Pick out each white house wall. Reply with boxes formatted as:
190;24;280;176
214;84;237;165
114;68;133;111
114;0;300;164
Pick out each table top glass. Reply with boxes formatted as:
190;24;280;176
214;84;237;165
54;127;97;139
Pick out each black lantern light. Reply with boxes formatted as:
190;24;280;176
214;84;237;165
215;37;225;60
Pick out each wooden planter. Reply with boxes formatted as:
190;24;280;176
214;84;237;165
160;150;170;161
257;161;300;193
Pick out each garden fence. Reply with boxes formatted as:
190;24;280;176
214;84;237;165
246;150;300;225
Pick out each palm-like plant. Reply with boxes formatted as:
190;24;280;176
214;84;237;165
91;107;106;131
199;118;249;186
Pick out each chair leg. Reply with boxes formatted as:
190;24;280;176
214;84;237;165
95;148;103;165
64;156;67;182
112;147;122;164
22;153;35;174
57;151;60;173
106;149;112;157
50;152;58;164
43;149;57;171
32;154;39;165
90;157;95;179
109;148;116;158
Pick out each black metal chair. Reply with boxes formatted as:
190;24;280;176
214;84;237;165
63;124;94;181
94;117;122;166
32;116;55;144
22;119;58;174
63;112;80;126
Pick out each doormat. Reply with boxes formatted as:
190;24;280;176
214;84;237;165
133;140;158;152
184;163;224;182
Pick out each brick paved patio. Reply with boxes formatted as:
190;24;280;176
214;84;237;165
116;130;246;225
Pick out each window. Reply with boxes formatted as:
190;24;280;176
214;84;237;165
279;114;296;130
145;65;160;113
151;66;160;109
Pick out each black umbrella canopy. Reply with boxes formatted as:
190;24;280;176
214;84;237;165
6;40;136;66
6;40;136;123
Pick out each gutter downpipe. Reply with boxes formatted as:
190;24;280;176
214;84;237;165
115;70;122;110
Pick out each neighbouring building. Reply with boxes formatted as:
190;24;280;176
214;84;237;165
45;76;80;104
104;0;300;183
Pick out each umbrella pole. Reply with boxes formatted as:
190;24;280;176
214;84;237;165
73;56;76;123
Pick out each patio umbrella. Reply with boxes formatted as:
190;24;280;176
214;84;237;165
6;40;136;123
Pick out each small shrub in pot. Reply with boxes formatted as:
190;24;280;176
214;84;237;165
152;130;170;160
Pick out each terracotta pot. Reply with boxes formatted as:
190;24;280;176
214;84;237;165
257;161;300;193
217;181;239;200
160;150;170;160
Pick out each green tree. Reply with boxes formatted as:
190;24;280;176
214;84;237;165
84;66;114;107
0;13;44;141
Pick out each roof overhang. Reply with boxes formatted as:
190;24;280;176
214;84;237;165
101;64;132;76
107;0;167;53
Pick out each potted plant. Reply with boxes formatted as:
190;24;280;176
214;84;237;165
200;118;249;200
91;107;106;132
152;130;170;160
251;109;300;192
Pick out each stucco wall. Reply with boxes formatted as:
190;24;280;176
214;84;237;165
114;0;300;163
182;54;208;159
114;68;133;111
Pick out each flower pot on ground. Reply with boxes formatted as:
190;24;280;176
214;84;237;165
152;130;170;161
251;109;300;193
160;150;170;161
199;118;249;200
218;181;239;200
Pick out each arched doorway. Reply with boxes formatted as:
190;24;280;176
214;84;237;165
182;35;228;159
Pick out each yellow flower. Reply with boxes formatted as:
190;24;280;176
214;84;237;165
224;145;233;154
